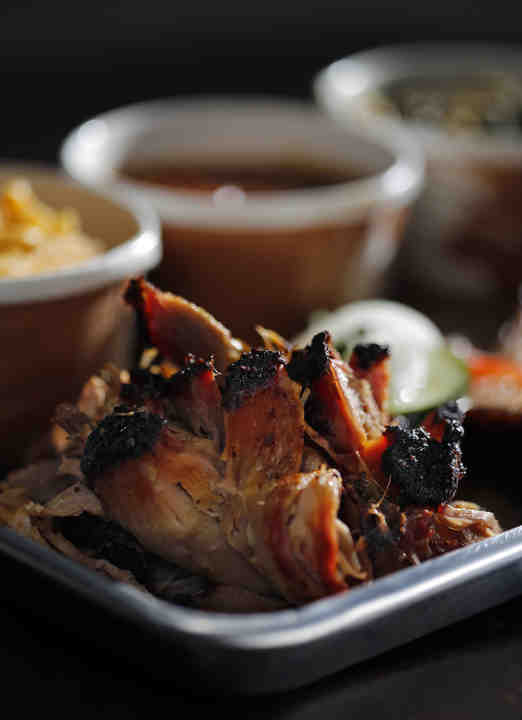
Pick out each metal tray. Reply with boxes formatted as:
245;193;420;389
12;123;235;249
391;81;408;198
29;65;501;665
1;513;522;695
0;420;520;695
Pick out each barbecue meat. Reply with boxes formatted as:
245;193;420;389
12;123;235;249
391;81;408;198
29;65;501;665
340;454;499;578
219;349;365;601
89;415;271;594
0;278;504;611
79;347;370;604
348;342;391;413
381;404;466;507
122;356;225;452
125;277;247;371
399;502;501;563
221;350;304;492
287;332;388;467
73;289;503;603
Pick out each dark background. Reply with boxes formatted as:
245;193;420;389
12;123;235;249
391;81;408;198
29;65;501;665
3;0;522;164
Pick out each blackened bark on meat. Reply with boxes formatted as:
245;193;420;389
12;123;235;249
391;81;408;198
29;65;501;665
361;508;405;577
288;331;387;458
121;368;169;405
287;332;332;387
170;356;216;386
59;513;211;603
58;513;148;582
161;357;224;449
80;410;165;480
382;424;465;507
350;343;390;371
339;471;405;578
362;512;395;550
222;350;286;411
349;343;391;414
400;402;464;439
122;357;216;407
426;402;465;441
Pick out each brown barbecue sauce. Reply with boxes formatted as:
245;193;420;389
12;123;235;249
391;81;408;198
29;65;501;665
121;162;360;193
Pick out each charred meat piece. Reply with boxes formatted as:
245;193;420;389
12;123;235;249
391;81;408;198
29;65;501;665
125;277;247;371
287;331;332;387
0;457;149;588
80;408;166;481
59;513;211;606
122;357;224;452
91;420;271;594
87;350;363;603
340;458;405;579
399;502;501;564
222;350;304;492
420;402;465;443
358;505;405;578
382;403;465;507
59;513;149;582
349;343;391;413
343;490;502;577
288;332;388;461
221;350;366;602
381;425;461;506
341;447;500;578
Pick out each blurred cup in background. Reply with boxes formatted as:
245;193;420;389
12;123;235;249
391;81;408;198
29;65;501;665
61;96;423;342
316;44;522;346
0;164;160;467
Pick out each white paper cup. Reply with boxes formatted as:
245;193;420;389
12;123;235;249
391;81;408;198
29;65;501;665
61;96;423;341
0;163;161;466
315;44;522;343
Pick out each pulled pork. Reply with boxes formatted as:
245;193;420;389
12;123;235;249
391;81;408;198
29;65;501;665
0;278;502;611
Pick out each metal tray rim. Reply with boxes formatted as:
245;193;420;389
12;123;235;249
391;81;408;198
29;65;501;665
2;522;522;647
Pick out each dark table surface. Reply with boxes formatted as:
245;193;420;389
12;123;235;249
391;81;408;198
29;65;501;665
3;560;522;719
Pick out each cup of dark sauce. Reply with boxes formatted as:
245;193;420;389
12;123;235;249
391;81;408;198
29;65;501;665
61;96;423;341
